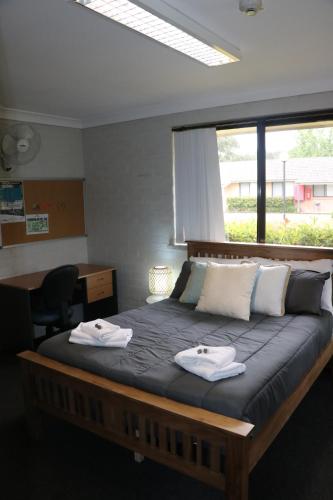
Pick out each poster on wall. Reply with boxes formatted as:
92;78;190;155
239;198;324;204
0;181;25;222
26;214;49;235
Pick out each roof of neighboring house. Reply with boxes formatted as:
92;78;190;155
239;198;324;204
221;157;333;185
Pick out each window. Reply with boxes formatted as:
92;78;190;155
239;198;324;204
313;184;333;197
174;112;333;247
327;185;333;196
239;183;250;197
265;120;333;246
272;182;294;197
313;185;326;197
239;182;258;197
217;127;257;243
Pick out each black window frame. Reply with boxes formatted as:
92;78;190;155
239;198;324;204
173;109;333;245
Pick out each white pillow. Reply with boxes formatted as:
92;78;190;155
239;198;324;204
196;262;258;321
249;257;333;313
251;265;291;316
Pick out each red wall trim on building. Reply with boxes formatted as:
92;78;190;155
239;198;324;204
294;184;305;201
304;186;312;200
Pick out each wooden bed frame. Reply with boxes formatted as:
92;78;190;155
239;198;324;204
19;241;333;500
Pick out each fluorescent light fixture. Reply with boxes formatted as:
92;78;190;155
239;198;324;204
74;0;240;66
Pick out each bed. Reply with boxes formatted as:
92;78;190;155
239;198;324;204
19;241;333;500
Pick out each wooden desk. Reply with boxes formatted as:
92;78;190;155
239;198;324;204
0;263;118;352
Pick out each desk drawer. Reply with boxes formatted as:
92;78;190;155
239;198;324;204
87;283;113;304
86;270;112;290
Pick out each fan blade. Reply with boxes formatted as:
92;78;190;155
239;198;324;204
2;134;17;156
16;124;34;140
8;151;23;167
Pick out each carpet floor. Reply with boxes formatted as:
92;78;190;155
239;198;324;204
1;354;332;500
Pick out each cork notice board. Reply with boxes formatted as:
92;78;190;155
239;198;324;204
1;180;85;246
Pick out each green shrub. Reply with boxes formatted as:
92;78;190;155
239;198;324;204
227;197;296;213
225;220;257;243
227;198;257;213
225;219;333;246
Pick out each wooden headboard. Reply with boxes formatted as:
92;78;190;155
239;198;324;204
187;241;333;261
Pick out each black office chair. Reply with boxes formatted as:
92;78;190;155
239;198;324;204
32;265;79;339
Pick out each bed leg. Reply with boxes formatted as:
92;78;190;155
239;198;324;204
21;362;44;440
225;437;249;500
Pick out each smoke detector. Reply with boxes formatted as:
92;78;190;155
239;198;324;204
239;0;263;16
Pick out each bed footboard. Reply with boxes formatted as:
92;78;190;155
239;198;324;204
19;351;254;500
18;336;333;500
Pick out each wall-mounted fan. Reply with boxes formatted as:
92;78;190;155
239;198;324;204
0;124;41;172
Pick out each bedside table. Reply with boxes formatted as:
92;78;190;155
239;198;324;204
146;294;169;304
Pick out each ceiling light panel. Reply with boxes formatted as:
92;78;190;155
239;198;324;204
74;0;240;67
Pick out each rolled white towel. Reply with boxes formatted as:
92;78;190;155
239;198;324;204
174;345;246;382
175;345;236;369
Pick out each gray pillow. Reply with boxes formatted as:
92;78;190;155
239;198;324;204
285;269;331;315
170;261;193;299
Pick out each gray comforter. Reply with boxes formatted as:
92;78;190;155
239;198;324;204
38;299;332;433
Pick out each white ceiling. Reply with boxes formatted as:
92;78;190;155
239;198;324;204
1;0;333;126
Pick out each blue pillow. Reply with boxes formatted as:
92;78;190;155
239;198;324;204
179;262;207;304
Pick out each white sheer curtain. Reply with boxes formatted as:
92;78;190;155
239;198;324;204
174;128;225;243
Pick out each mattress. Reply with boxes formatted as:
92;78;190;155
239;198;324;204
38;299;332;433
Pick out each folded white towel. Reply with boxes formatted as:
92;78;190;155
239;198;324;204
174;345;246;382
78;319;120;341
194;361;246;382
69;332;132;348
69;319;132;348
